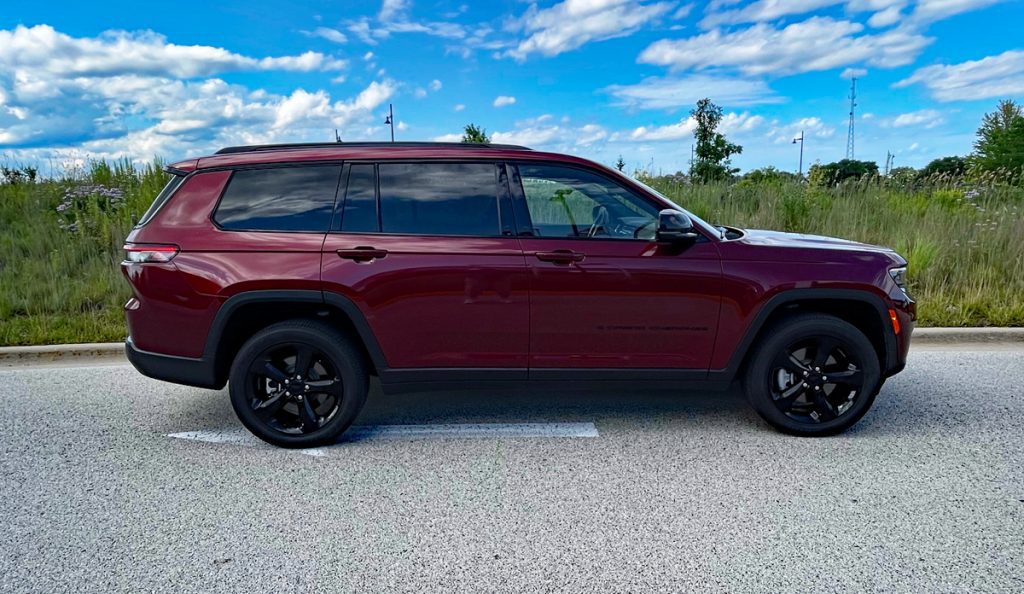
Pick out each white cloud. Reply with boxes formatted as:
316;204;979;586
841;67;867;78
700;0;842;29
414;87;427;98
504;0;674;60
433;132;463;142
867;6;904;26
639;17;931;76
909;0;1002;23
614;112;764;142
379;0;411;21
304;26;348;44
0;25;346;81
429;79;442;91
493;95;516;107
768;117;836;143
605;74;782;110
672;3;696;19
454;103;465;112
884;108;944;128
895;50;1024;101
0;25;393;157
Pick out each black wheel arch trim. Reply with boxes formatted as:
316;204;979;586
711;288;898;383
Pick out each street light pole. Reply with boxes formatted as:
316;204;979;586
792;130;805;176
384;103;394;142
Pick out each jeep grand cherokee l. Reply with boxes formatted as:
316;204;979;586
122;142;915;447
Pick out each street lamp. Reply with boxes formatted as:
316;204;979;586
383;103;394;142
792;130;805;176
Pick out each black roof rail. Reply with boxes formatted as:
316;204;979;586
214;141;532;155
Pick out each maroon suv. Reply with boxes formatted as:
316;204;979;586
122;142;915;447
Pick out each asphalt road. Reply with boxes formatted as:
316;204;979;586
1;348;1022;593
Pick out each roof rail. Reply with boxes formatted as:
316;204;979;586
214;141;532;155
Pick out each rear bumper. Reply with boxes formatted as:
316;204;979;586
125;337;222;389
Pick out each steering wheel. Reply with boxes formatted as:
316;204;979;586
633;218;656;239
588;206;610;238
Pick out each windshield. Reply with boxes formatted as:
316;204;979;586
629;177;724;239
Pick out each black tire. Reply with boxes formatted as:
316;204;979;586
743;313;881;436
228;319;368;448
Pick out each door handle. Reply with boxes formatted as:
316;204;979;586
336;247;388;262
535;250;585;264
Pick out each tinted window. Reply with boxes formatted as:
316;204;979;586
215;165;341;232
136;174;185;227
378;163;500;236
338;164;379;233
518;164;659;240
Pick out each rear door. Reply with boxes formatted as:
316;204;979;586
509;162;722;372
320;161;529;373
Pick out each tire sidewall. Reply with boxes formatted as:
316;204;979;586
744;315;881;436
229;322;367;448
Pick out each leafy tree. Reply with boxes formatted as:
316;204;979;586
737;166;798;188
615;155;626;172
461;124;490;144
919;156;966;178
808;159;879;186
971;99;1024;173
888;166;918;185
689;98;742;183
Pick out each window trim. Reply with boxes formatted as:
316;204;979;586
328;159;515;239
209;161;345;234
507;161;672;243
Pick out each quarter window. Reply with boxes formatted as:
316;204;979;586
377;163;501;236
214;165;341;232
518;164;659;240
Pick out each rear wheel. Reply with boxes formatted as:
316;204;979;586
229;320;368;448
743;313;881;436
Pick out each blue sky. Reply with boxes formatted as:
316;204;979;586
1;0;1022;174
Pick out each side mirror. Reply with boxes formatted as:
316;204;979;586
656;209;699;244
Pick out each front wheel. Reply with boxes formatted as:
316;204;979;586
229;320;368;448
743;313;881;436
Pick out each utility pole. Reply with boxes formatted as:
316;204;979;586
792;130;805;176
846;78;857;160
384;103;395;142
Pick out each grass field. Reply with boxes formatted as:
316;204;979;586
1;161;1022;345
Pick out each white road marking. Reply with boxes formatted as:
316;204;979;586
168;422;599;455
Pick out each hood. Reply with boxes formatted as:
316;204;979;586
739;229;895;253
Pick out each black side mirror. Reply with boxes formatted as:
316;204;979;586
656;209;699;244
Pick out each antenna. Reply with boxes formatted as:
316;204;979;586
846;78;857;160
334;129;341;143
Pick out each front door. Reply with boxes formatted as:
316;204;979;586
321;161;529;373
509;163;722;372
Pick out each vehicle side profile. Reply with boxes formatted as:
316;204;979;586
122;142;915;447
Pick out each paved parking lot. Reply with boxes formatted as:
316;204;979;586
1;347;1022;593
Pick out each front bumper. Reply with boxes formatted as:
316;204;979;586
125;337;222;389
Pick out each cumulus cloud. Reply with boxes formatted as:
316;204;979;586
503;0;674;60
638;17;931;76
303;27;348;44
841;67;867;78
618;112;765;142
493;95;517;107
894;49;1024;101
884;108;944;128
0;25;394;160
767;117;836;143
606;73;782;110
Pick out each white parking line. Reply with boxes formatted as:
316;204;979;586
168;422;599;455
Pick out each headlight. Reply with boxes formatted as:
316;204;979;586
889;266;907;291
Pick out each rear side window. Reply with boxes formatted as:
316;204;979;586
338;164;379;233
214;165;341;232
377;163;500;236
135;173;185;227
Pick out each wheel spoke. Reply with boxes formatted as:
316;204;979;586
775;381;805;412
298;397;320;432
253;392;286;419
262;361;288;383
827;369;862;386
293;346;314;378
812;394;837;421
783;353;810;375
811;337;839;368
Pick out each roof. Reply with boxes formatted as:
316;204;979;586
214;141;532;154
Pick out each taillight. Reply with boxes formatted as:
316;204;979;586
123;243;179;263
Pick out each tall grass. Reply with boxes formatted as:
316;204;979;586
0;161;1022;346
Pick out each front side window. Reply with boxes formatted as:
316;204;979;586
377;163;501;236
518;164;659;240
214;165;341;232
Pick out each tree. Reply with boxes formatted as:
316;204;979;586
918;156;966;178
808;159;879;186
461;124;490;143
972;99;1024;173
689;98;742;183
615;155;626;172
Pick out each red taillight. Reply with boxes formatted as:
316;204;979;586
888;308;901;335
123;243;179;263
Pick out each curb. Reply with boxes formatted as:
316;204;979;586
2;328;1023;366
